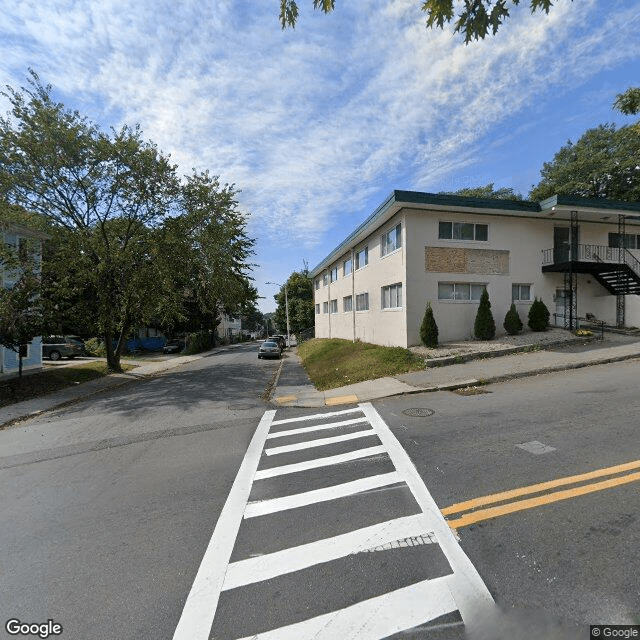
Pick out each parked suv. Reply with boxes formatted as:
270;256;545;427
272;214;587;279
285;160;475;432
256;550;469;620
42;336;85;361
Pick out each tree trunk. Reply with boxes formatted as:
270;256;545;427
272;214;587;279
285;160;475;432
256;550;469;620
103;328;122;373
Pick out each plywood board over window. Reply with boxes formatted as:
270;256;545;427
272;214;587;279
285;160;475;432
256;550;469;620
425;247;509;275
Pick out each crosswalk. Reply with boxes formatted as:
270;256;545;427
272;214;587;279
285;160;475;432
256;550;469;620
173;403;494;640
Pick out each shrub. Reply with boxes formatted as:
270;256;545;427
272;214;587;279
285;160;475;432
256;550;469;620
528;297;550;331
419;302;439;348
84;337;106;357
183;331;212;355
503;303;523;335
474;289;496;340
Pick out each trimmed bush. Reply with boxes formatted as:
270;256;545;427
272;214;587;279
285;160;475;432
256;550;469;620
503;303;523;335
528;297;550;331
474;289;496;340
84;337;106;357
183;331;213;355
419;302;439;348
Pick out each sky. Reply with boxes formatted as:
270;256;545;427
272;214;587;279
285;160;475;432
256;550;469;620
1;0;639;313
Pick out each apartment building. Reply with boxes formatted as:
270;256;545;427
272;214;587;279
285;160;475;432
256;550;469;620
310;191;640;347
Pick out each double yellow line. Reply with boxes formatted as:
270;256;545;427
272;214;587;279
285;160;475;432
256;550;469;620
442;458;640;529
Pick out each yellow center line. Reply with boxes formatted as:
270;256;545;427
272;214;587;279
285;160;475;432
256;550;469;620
446;470;640;529
441;458;640;516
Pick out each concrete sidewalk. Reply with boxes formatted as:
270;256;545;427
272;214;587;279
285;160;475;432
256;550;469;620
0;344;242;429
271;331;640;408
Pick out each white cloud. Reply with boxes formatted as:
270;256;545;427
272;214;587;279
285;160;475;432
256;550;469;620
1;0;640;260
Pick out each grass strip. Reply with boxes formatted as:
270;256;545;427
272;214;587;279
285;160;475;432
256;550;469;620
0;361;134;408
297;338;425;391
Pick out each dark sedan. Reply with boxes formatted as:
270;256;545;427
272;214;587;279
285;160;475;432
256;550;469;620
258;340;282;359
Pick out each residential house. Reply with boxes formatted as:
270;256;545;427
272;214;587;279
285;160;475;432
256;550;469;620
311;191;640;347
1;222;48;377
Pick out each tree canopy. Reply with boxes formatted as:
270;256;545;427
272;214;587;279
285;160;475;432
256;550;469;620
440;183;523;200
279;0;567;43
529;123;640;203
273;268;314;336
0;72;257;370
614;87;640;116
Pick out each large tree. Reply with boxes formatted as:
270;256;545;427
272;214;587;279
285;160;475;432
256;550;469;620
529;123;640;203
162;171;257;339
280;0;567;43
614;87;640;116
0;72;179;371
273;268;314;336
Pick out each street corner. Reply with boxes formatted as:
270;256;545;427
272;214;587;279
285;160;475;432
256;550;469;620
325;394;359;406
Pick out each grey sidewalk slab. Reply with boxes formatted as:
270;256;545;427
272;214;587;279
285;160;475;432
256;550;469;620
270;335;640;408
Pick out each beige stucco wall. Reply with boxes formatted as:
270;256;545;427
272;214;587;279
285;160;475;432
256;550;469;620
314;213;408;347
407;211;637;343
315;205;640;347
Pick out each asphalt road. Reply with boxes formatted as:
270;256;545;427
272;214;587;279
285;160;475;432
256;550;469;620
373;359;640;637
0;343;279;640
1;347;639;639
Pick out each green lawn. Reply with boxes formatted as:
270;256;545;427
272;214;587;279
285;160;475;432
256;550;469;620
297;338;425;391
0;361;134;408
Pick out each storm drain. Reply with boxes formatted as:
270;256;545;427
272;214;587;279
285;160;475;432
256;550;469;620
359;533;437;553
402;408;435;417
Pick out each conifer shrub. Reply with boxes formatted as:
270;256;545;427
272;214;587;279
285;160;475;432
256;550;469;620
503;303;523;335
528;297;550;331
474;289;496;340
420;302;439;348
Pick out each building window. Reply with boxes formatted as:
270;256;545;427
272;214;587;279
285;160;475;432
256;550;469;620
381;283;402;309
343;258;352;276
355;246;368;270
512;284;531;302
323;301;328;313
323;273;328;286
330;267;338;282
343;295;353;312
608;233;640;249
381;223;402;256
329;299;338;313
315;278;320;290
315;303;320;314
438;221;488;241
438;282;487;301
356;292;369;311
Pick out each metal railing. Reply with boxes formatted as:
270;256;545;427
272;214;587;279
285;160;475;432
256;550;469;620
541;244;624;266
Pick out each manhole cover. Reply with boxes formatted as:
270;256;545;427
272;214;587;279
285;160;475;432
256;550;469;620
402;408;435;417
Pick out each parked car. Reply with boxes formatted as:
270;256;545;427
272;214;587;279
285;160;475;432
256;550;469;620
42;335;85;361
163;339;185;354
258;340;282;359
269;335;287;350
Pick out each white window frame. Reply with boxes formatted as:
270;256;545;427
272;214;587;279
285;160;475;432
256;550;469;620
315;303;320;314
330;267;339;282
343;295;353;312
343;258;352;277
355;246;368;270
330;299;338;314
512;283;532;302
381;283;403;310
323;273;328;286
438;221;488;242
323;301;328;313
315;278;320;290
438;282;487;302
355;292;369;311
381;223;402;257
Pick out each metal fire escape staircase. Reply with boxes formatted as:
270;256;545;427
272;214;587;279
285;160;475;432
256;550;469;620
541;214;640;328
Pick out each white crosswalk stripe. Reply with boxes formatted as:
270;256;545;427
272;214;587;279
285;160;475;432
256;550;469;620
173;402;494;640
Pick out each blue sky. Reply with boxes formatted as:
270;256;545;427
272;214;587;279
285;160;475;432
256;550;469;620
2;0;639;313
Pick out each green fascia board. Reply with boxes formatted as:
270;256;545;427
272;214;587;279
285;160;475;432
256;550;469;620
310;190;538;277
540;194;640;214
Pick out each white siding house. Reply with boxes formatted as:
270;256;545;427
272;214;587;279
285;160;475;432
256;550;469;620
311;191;640;347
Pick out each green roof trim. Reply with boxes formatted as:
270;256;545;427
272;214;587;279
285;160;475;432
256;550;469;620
310;190;640;277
